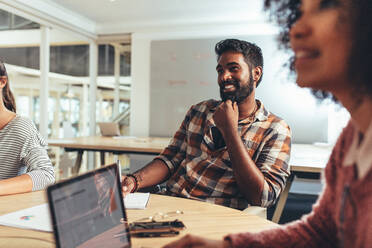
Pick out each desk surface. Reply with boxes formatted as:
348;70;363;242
0;191;277;248
48;136;171;155
289;144;332;173
49;136;333;174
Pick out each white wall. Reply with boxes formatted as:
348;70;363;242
130;22;278;137
130;23;349;143
130;36;151;136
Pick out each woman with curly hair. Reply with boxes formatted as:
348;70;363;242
163;0;372;247
0;60;55;195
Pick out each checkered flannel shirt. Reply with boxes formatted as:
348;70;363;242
155;99;291;210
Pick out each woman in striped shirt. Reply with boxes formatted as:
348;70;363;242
0;60;55;195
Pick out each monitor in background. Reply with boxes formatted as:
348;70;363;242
47;163;131;248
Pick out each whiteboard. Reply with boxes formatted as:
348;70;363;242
149;36;328;144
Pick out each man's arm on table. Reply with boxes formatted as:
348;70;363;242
122;105;193;196
121;159;170;196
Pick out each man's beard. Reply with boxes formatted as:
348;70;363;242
219;75;254;103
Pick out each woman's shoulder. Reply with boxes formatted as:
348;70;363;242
9;116;47;148
9;115;38;135
324;120;355;182
330;120;355;159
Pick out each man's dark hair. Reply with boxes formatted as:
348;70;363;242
215;39;264;86
264;0;372;101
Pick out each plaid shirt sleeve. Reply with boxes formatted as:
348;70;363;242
256;119;291;207
154;106;194;174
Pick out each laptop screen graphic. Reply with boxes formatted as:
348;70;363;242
48;164;130;248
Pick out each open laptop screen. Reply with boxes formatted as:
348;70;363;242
98;122;121;136
47;164;131;248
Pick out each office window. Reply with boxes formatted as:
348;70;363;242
0;45;130;77
1;8;131;140
32;97;57;137
0;10;10;29
119;101;129;113
60;97;80;137
97;100;113;122
15;95;30;118
0;9;39;30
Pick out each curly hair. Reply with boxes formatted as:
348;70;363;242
264;0;372;100
215;39;264;86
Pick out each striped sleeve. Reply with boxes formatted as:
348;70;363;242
19;120;55;191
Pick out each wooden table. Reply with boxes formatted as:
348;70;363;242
48;136;171;173
48;138;332;174
0;191;278;248
49;137;333;223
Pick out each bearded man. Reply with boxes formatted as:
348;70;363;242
122;39;291;210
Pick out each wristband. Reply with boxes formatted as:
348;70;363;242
126;174;139;193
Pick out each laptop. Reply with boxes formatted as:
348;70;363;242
98;122;121;136
47;164;131;248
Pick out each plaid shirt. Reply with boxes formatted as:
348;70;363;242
156;99;291;210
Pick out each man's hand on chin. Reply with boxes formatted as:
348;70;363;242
213;100;239;138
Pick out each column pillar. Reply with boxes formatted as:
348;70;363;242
113;47;120;117
39;25;50;138
88;41;98;170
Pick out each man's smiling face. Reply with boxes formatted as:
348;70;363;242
216;51;254;103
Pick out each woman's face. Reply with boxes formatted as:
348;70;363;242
289;0;352;94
